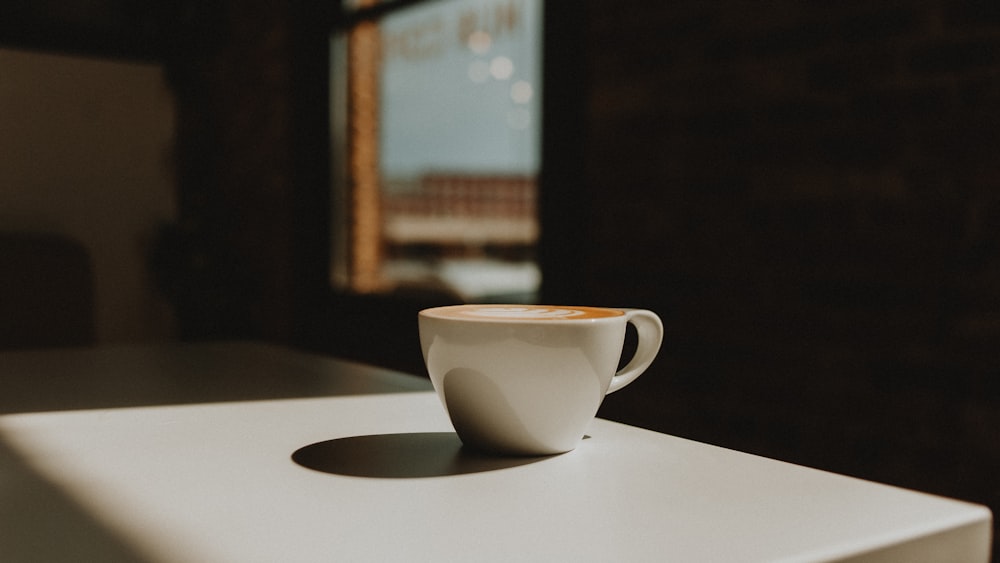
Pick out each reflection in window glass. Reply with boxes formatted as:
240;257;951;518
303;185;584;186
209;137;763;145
331;0;542;303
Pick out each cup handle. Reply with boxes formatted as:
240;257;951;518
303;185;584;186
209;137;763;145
607;309;663;394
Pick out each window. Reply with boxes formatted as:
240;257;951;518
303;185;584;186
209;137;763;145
330;0;542;303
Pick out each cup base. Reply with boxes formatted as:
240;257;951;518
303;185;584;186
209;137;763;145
441;367;587;456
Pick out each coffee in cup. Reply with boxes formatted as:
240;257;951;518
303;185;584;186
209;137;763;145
418;305;663;455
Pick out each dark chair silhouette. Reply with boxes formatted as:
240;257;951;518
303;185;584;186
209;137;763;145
0;232;95;350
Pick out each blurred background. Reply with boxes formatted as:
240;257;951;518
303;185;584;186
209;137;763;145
2;1;998;556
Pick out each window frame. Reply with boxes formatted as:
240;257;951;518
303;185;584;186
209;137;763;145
329;0;545;300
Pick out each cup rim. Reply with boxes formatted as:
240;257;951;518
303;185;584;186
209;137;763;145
419;304;626;323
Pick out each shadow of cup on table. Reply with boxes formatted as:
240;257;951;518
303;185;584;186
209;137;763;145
291;432;561;478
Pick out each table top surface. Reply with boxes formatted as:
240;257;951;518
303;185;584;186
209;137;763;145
0;342;992;562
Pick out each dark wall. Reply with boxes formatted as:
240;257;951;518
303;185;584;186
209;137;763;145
154;0;331;346
3;1;313;344
545;1;999;545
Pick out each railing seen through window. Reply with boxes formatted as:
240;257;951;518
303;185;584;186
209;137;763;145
330;0;542;303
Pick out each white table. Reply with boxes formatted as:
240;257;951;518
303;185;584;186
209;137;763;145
0;342;992;562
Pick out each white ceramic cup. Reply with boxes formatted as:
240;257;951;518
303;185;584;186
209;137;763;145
419;304;663;455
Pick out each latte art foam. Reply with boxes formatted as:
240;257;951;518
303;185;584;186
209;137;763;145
422;304;624;321
466;307;585;319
